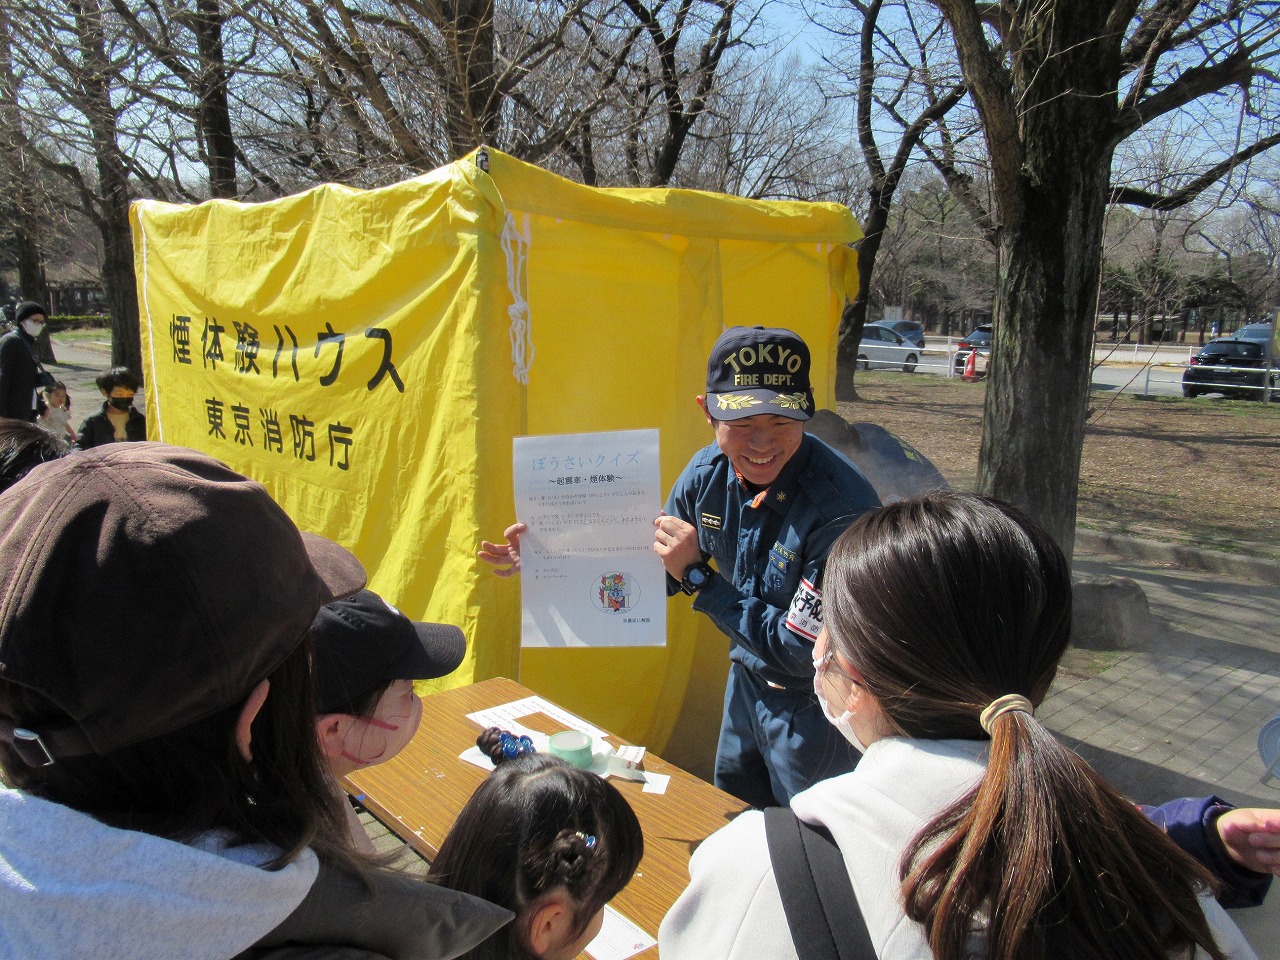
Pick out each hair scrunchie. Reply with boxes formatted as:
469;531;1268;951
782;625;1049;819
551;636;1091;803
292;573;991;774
979;694;1035;734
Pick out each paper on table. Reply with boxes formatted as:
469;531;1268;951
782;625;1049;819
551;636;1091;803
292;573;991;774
584;905;656;960
640;772;671;795
514;429;665;648
459;696;671;795
466;695;606;740
614;745;646;767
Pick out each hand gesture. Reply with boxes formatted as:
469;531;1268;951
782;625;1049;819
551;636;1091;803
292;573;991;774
1217;807;1280;877
478;523;527;577
653;512;702;581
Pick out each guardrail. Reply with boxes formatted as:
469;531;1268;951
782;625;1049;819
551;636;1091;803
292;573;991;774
857;353;972;377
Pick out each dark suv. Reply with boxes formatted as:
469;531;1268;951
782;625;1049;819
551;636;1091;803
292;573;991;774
1182;338;1276;399
953;324;993;373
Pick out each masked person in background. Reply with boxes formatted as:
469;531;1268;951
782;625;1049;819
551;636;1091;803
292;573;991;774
75;366;147;449
0;302;54;422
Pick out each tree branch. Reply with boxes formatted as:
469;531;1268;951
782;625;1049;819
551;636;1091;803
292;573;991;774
1111;132;1280;210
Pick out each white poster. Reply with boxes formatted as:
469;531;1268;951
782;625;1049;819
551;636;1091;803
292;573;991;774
514;429;665;647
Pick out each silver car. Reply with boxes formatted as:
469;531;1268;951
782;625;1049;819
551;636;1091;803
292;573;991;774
857;323;920;373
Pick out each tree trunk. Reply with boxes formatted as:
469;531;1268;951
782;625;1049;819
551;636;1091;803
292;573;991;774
936;0;1123;560
444;0;498;158
74;0;141;377
19;221;56;362
836;190;893;401
13;221;48;309
193;0;238;198
976;163;1110;561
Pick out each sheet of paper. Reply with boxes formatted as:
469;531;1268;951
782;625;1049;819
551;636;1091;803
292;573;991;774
584;905;656;960
466;695;606;739
613;745;646;766
640;772;671;795
514;429;665;647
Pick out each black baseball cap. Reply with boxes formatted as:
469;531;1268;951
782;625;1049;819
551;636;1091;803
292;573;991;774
312;589;467;714
705;326;815;421
0;444;366;767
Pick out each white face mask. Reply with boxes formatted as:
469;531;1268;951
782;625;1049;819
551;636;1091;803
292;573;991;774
813;656;869;754
21;319;44;338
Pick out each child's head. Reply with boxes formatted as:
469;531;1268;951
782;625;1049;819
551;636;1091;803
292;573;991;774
430;752;644;960
0;419;64;492
312;588;466;778
43;381;68;408
821;490;1071;740
95;367;139;409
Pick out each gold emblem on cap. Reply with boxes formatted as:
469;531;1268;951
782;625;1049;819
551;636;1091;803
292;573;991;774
716;394;763;411
771;392;808;410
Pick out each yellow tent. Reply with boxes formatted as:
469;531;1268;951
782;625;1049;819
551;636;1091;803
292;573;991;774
131;148;861;765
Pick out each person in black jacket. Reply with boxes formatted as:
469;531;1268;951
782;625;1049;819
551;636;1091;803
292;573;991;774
75;366;147;449
0;302;50;421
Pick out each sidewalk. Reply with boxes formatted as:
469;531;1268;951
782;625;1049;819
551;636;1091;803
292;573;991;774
1046;549;1280;955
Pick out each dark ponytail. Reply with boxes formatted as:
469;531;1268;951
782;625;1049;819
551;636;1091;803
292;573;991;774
823;492;1227;960
429;751;644;960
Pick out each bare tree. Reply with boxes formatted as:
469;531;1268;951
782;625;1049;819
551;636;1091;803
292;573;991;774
8;0;147;374
810;0;977;396
665;50;861;199
924;0;1280;556
104;0;242;198
235;0;747;188
0;7;52;314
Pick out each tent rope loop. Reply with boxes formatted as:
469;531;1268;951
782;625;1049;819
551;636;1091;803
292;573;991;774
501;211;533;384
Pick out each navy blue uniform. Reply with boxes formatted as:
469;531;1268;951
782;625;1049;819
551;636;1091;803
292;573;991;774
665;433;879;807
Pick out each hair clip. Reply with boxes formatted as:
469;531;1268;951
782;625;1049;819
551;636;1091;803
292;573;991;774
496;730;536;759
575;831;597;850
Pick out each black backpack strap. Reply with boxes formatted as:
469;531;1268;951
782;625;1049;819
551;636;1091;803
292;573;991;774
763;806;877;960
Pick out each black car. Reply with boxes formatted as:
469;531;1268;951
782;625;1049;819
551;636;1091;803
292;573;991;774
1182;338;1277;399
953;324;993;373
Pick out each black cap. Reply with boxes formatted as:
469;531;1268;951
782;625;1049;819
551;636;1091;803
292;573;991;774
705;326;814;421
312;589;467;714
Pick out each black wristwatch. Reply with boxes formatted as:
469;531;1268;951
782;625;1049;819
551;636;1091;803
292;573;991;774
680;561;715;595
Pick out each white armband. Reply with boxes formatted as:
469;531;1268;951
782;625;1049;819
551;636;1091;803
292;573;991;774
784;578;823;640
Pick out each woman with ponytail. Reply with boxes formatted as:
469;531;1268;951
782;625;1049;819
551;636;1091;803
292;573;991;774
429;742;644;960
660;491;1257;960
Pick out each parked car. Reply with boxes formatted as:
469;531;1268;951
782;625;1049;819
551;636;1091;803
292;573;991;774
1182;338;1277;399
886;319;926;349
857;323;919;373
953;324;993;373
1234;321;1275;348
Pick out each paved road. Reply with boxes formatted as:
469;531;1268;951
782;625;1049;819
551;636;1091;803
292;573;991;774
897;342;1276;400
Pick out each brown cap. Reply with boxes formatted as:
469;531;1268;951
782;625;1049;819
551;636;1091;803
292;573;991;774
0;443;366;765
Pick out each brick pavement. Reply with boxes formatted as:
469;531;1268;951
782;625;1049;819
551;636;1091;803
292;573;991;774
1046;552;1280;957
